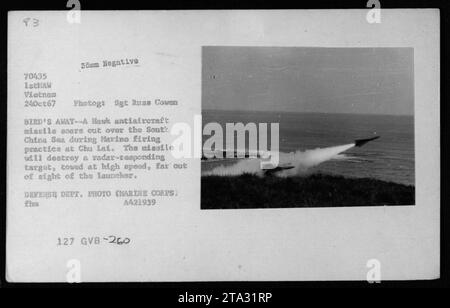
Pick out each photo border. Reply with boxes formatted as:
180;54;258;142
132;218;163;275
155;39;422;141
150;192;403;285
0;0;448;293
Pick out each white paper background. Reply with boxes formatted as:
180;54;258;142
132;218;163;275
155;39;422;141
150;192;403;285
7;9;440;282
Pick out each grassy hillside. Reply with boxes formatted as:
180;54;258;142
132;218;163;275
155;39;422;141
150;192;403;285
201;173;415;209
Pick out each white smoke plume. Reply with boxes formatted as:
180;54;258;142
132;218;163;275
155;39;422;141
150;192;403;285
202;143;355;177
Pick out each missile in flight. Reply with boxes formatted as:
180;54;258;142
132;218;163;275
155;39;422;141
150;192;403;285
354;136;380;147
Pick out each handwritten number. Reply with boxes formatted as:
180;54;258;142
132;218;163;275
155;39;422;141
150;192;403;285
106;235;131;245
23;18;30;26
23;18;39;27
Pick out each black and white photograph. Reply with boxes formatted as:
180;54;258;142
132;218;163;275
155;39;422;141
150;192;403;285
1;2;445;291
201;46;415;209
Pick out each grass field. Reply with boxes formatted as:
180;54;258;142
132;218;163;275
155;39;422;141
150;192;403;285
201;173;415;209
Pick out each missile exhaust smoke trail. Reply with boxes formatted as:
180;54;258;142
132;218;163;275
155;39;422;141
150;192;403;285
202;143;356;176
276;143;355;177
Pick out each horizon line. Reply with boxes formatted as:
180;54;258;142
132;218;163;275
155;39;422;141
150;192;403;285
201;108;414;117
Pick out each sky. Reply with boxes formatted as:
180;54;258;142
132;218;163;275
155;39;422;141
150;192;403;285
202;47;414;115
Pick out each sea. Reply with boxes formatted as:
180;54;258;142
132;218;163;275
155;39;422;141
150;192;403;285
202;110;415;186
